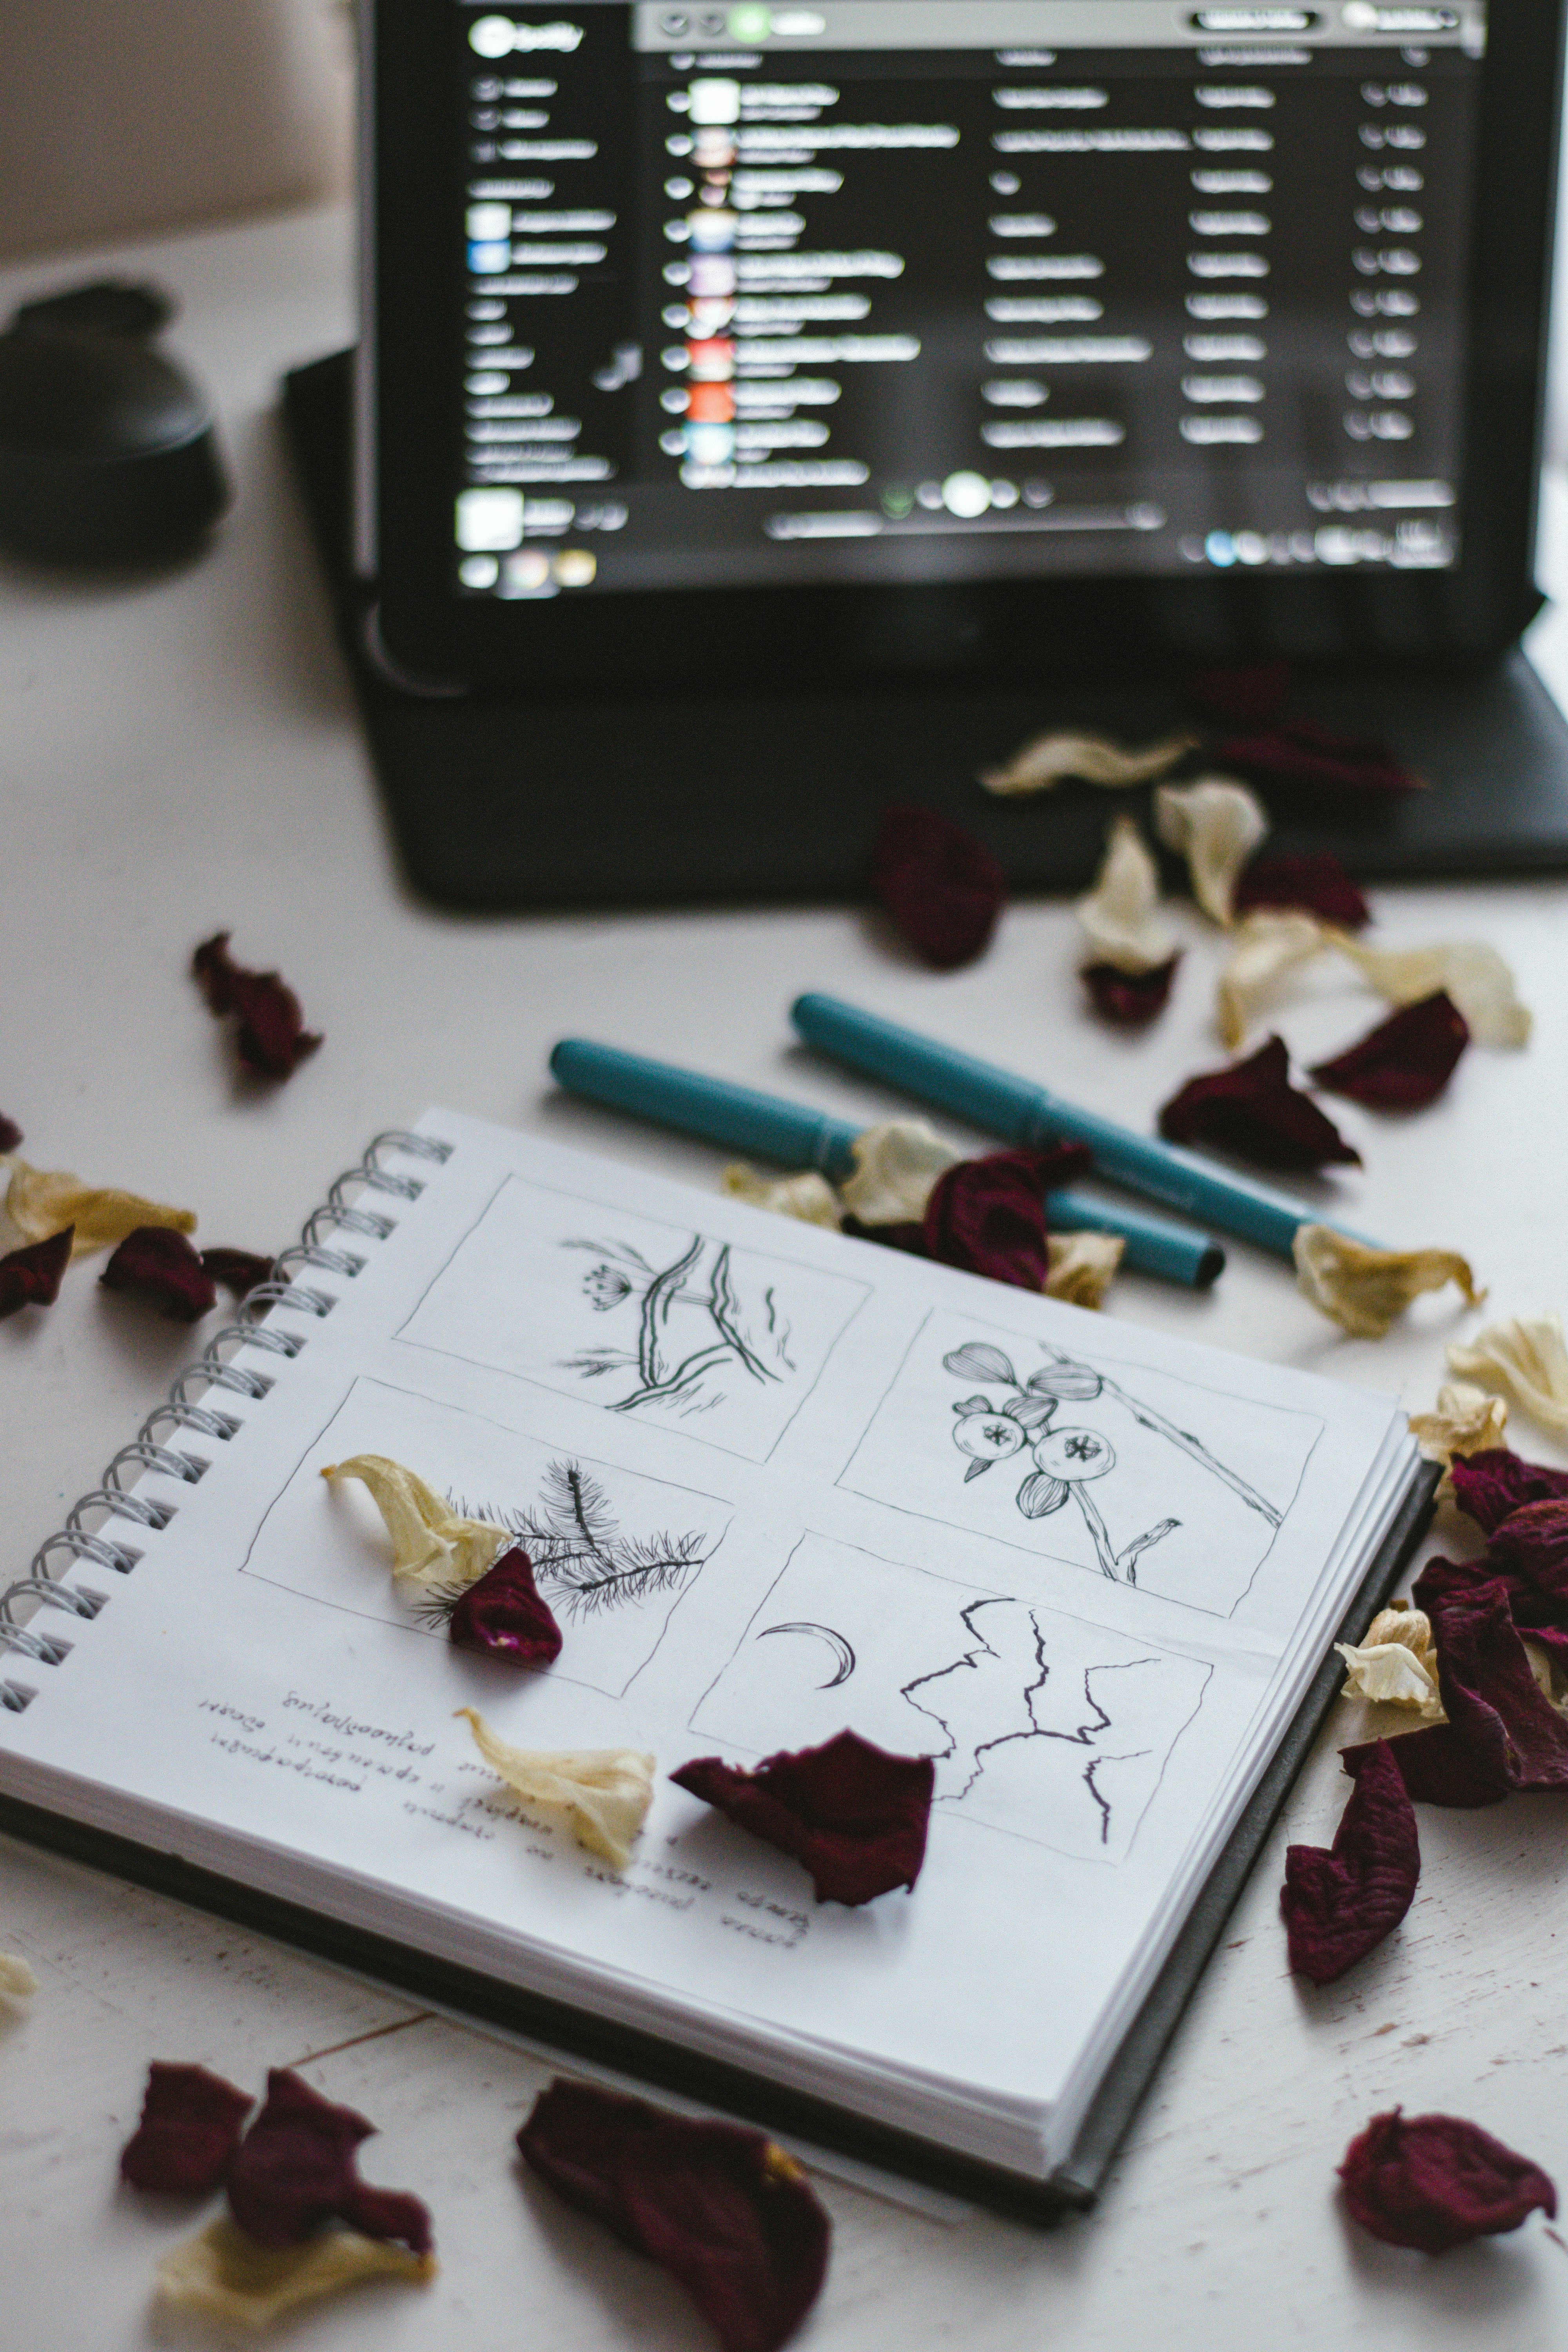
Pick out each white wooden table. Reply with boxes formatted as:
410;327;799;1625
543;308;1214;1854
4;201;1568;2352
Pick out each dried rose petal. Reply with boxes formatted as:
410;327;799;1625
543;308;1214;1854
838;1118;959;1227
156;2219;435;2324
1233;852;1372;929
1354;1578;1568;1806
1450;1450;1568;1536
671;1729;934;1906
1335;935;1530;1049
519;2080;830;2352
0;1226;73;1319
1308;992;1469;1112
1076;815;1175;974
6;1161;195;1259
192;932;323;1078
225;2069;432;2255
922;1145;1093;1292
200;1247;274;1297
1216;718;1423;795
447;1546;562;1667
1280;1740;1419;1985
1217;910;1332;1051
458;1708;654;1867
1082;957;1181;1025
100;1226;217;1323
121;2062;254;2194
1159;1036;1361;1174
1479;1503;1568;1632
868;806;1006;970
1184;657;1292;728
1292;1226;1482;1341
1449;1315;1568;1439
1407;1381;1508;1466
840;1215;927;1256
720;1167;842;1228
1045;1229;1123;1310
0;1110;21;1152
1339;2108;1555;2253
322;1455;509;1594
1153;777;1269;925
978;726;1197;796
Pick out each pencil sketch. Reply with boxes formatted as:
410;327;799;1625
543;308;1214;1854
239;1376;733;1699
395;1178;869;1461
838;1309;1322;1616
561;1231;794;1417
690;1534;1210;1863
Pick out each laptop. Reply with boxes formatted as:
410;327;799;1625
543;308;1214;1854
283;0;1568;904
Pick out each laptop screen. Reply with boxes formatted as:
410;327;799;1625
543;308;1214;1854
444;1;1486;606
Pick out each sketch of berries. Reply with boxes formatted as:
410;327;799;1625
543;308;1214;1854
942;1339;1282;1584
560;1232;795;1418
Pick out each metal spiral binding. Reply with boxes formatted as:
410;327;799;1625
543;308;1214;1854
0;1130;453;1681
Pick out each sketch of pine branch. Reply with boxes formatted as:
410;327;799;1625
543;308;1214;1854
450;1459;713;1622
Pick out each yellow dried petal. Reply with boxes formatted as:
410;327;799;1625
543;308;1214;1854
1328;932;1531;1049
321;1455;508;1593
1336;1628;1443;1717
457;1708;654;1869
1152;775;1269;926
1522;1641;1568;1715
720;1165;842;1229
0;1951;38;2003
1215;909;1332;1050
5;1161;196;1261
1044;1230;1125;1310
838;1117;959;1227
1407;1379;1510;1466
1076;817;1175;975
978;726;1198;797
1447;1314;1568;1439
1293;1224;1484;1341
156;2218;434;2327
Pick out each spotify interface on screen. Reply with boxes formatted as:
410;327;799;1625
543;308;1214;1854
445;0;1485;601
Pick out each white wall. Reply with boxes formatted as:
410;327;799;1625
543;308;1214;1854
0;0;354;260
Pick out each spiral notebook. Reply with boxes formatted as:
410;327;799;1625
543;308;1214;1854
0;1114;1434;2215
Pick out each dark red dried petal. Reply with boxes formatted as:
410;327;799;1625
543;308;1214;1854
100;1226;216;1323
840;1215;927;1256
1449;1451;1568;1537
671;1729;934;1906
1351;1577;1568;1807
1183;657;1292;728
0;1110;22;1152
519;2081;830;2352
1232;852;1372;929
200;1247;274;1298
1308;992;1469;1112
1215;718;1423;795
0;1226;73;1320
1486;1502;1568;1629
448;1546;562;1667
225;2069;432;2255
868;806;1007;971
192;932;322;1078
1082;956;1180;1025
1339;2108;1556;2253
1281;1739;1419;1985
120;2061;253;2194
1158;1035;1361;1173
922;1144;1093;1292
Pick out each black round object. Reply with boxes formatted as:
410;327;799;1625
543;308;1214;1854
0;277;229;561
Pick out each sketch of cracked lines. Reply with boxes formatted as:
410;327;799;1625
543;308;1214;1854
901;1597;1196;1856
563;1232;795;1419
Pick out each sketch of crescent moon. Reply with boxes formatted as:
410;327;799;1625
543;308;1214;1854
757;1622;856;1688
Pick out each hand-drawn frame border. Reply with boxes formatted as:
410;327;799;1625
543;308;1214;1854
236;1372;735;1699
391;1173;873;1463
833;1308;1327;1619
690;1529;1215;1867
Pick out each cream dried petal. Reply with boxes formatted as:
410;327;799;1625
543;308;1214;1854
321;1455;508;1593
1152;775;1269;926
5;1161;196;1261
978;726;1198;797
1215;910;1332;1051
720;1163;842;1229
0;1951;38;2003
458;1708;654;1869
1447;1314;1568;1439
1329;933;1531;1048
156;2218;434;2327
1407;1379;1510;1465
1335;1635;1444;1717
1044;1230;1125;1310
838;1117;960;1227
1365;1602;1436;1662
1293;1224;1484;1341
1522;1641;1568;1715
1076;817;1175;975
